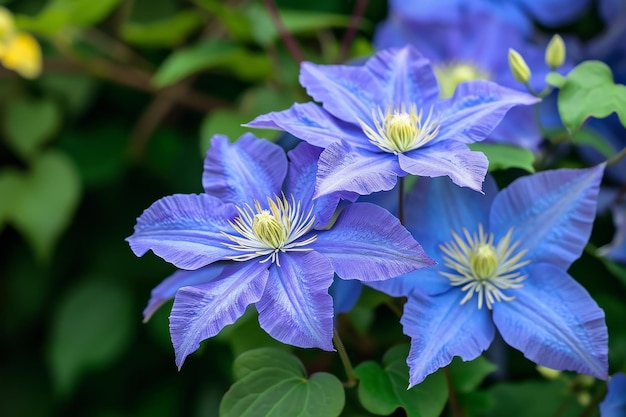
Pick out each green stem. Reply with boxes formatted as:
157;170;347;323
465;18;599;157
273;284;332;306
336;0;368;63
443;367;464;417
333;328;357;388
607;146;626;167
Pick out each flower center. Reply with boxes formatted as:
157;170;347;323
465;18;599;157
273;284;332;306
222;194;317;266
434;62;491;98
438;224;530;309
358;104;440;154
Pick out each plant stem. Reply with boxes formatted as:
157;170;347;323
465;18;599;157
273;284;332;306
607;146;626;166
263;0;305;64
443;367;465;417
337;0;368;63
333;328;357;388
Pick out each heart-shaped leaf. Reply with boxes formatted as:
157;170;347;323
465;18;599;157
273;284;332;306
220;348;345;417
354;344;448;417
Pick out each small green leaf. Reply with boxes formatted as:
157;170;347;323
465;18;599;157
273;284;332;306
10;150;81;261
48;279;133;395
468;143;535;172
121;10;203;47
244;3;355;47
558;60;626;134
220;348;345;417
15;0;121;34
3;96;62;160
354;344;448;417
153;40;271;87
447;356;497;393
545;72;566;88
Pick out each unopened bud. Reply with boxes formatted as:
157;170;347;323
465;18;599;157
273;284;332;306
508;48;531;84
545;34;566;69
536;365;561;380
0;7;15;40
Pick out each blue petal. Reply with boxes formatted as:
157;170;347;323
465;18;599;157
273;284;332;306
399;140;488;192
490;164;605;270
300;46;440;125
169;261;270;368
403;175;496;257
285;142;357;228
256;252;335;350
202;133;286;204
598;202;626;263
436;80;540;144
329;277;362;314
143;263;226;321
493;263;608;380
368;268;450;298
314;141;404;197
246;102;368;149
488;106;543;150
600;373;626;417
402;289;495;387
312;202;436;282
519;0;591;26
127;194;239;270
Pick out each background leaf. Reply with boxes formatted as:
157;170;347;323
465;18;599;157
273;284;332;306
220;348;345;417
468;143;535;172
354;344;448;417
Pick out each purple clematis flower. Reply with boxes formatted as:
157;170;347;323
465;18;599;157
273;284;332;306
247;46;539;197
127;133;434;367
386;0;592;35
374;9;567;151
369;164;609;387
600;373;626;417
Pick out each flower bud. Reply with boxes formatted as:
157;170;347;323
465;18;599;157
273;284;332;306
545;34;566;69
0;7;14;40
508;48;531;84
0;32;42;78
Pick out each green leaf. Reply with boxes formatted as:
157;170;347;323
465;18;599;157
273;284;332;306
484;379;583;417
558;60;626;134
3;96;62;160
354;344;448;417
545;72;566;88
193;0;253;42
220;348;345;417
468;143;535;172
48;279;133;395
39;73;97;118
120;10;203;47
447;356;497;393
15;0;121;35
244;3;355;47
10;150;81;261
571;128;616;159
153;40;271;87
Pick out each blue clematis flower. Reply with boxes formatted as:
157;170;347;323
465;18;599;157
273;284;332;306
375;9;567;151
600;373;626;417
127;133;434;367
370;165;609;387
386;0;592;35
247;46;539;197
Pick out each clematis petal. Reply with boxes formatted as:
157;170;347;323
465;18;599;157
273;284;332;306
246;102;367;149
311;202;435;281
202;133;286;204
493;263;608;380
314;141;404;198
300;46;440;124
285;142;357;228
490;164;605;270
256;252;335;350
402;289;495;387
143;263;226;321
519;0;590;27
600;373;626;417
368;268;450;298
403;175;496;257
399;140;488;192
329;277;362;314
169;261;270;368
126;194;239;270
436;80;540;144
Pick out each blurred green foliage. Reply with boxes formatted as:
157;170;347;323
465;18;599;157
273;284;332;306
0;0;625;416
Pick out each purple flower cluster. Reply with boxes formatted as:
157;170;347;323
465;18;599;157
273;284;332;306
128;42;609;387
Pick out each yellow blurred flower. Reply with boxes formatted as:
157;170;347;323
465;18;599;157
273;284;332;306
0;7;42;78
